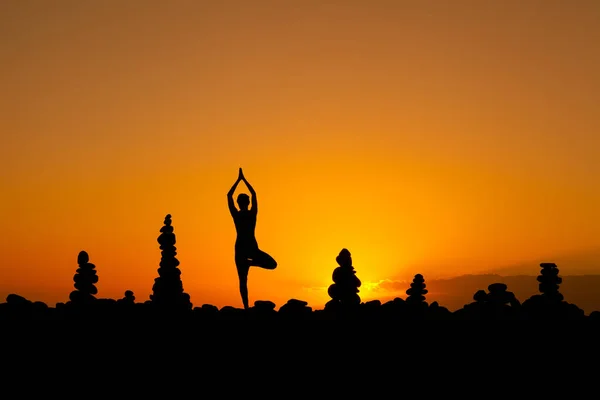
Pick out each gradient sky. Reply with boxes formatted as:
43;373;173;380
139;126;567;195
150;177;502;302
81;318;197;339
1;0;599;310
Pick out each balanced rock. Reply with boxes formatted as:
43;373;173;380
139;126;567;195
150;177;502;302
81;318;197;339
118;290;135;305
326;248;361;307
69;250;98;304
150;214;192;310
406;274;428;305
537;262;564;302
487;283;519;307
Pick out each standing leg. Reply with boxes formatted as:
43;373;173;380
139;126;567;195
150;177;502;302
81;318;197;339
235;254;250;309
248;249;277;270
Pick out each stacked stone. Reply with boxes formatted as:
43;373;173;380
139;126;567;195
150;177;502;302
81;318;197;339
118;290;135;305
325;248;361;308
405;274;428;305
537;263;564;302
69;251;98;304
487;283;520;307
150;214;192;310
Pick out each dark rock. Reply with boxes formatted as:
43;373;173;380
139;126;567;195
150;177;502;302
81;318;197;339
6;294;31;305
280;298;312;314
117;290;135;305
201;304;219;313
150;214;192;310
473;290;487;302
69;251;98;304
406;274;428;305
326;248;362;308
254;300;276;311
537;262;564;302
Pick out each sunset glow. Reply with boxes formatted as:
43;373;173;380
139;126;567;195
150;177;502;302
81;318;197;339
1;1;599;311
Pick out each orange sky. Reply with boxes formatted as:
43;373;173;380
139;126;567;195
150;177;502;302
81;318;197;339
1;1;599;310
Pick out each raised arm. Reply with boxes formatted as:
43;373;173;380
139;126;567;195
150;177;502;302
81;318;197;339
241;175;257;213
227;170;243;217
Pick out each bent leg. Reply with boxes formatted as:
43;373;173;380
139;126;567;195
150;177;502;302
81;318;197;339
249;249;277;270
235;255;250;309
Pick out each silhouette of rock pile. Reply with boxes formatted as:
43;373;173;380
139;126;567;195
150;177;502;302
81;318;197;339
117;290;135;305
405;274;428;306
69;251;98;304
325;248;361;310
279;299;312;316
456;283;520;320
150;214;192;310
522;262;584;319
486;283;520;308
537;263;564;302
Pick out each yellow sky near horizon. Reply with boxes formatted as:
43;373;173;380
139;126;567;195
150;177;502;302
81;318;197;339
1;1;599;309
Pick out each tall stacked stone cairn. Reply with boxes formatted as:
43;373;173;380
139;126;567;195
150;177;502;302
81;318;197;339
69;250;98;304
405;274;428;307
537;263;564;303
150;214;192;311
521;262;581;319
325;248;361;311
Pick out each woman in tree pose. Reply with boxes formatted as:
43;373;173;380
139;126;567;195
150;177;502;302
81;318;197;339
227;168;277;309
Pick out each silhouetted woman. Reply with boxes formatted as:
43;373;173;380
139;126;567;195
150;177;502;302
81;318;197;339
227;168;277;309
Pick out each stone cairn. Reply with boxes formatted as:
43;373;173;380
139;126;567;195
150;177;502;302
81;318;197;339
537;263;564;302
486;283;520;308
405;274;428;306
69;250;98;304
325;248;361;309
150;214;192;310
117;290;135;305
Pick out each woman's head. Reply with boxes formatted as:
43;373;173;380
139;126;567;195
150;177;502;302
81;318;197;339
237;193;250;209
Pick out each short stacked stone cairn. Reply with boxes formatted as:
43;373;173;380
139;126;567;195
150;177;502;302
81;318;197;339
405;274;428;306
117;290;135;306
69;250;98;304
325;248;361;311
487;283;520;308
537;262;564;302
